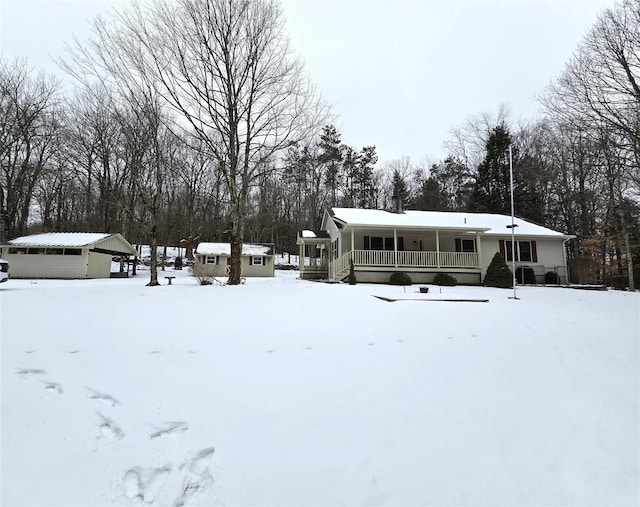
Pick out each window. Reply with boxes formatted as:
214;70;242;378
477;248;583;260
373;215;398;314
519;242;532;262
501;240;537;262
461;239;476;253
27;248;45;255
252;256;263;265
205;256;218;264
46;248;64;255
455;238;477;253
365;236;403;251
64;249;82;255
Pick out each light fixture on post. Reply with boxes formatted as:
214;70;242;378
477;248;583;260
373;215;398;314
507;144;519;300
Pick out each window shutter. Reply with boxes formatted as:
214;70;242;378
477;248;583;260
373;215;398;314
202;255;206;265
398;237;404;251
249;256;253;266
216;256;219;265
531;241;538;262
455;239;462;252
364;236;369;250
263;256;266;265
474;239;477;252
499;240;505;258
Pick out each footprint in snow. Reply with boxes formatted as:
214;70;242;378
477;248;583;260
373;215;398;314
97;412;125;441
174;448;215;507
16;368;46;378
149;421;189;439
41;381;63;395
86;387;120;407
123;464;172;504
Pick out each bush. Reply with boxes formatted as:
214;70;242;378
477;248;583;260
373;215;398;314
483;252;513;288
348;259;356;285
516;266;536;284
433;273;457;286
389;272;412;285
190;262;214;285
545;271;560;284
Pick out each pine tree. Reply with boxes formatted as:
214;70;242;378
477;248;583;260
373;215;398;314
471;125;513;214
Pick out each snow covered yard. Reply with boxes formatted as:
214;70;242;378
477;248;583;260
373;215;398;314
1;269;638;506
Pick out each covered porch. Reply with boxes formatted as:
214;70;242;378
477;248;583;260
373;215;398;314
296;230;331;280
299;225;488;282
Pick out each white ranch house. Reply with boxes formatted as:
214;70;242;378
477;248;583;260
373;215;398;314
297;208;574;284
0;232;137;279
194;243;275;278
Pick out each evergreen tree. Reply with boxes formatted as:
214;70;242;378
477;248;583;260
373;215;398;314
470;125;514;214
318;125;343;207
391;168;410;207
483;252;513;288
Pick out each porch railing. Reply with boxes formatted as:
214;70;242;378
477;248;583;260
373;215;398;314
331;249;480;279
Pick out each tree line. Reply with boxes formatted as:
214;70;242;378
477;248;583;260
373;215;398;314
1;0;638;287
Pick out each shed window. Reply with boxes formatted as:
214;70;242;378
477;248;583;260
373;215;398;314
27;248;45;255
205;256;218;264
252;256;263;265
46;248;64;255
64;248;82;255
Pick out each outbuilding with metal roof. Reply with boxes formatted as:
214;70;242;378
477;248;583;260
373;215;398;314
0;233;137;279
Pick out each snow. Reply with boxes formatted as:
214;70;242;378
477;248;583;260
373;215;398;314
195;242;271;256
1;268;638;506
330;208;572;237
7;232;113;247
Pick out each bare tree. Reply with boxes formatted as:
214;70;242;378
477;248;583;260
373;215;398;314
65;0;329;285
541;0;640;189
0;59;61;241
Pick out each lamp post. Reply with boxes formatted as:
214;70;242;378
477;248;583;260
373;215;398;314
507;144;518;300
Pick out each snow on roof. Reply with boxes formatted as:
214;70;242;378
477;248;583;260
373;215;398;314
8;233;113;247
196;243;272;256
330;208;571;237
301;230;317;238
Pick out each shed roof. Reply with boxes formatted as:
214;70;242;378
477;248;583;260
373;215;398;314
328;208;572;238
9;232;112;247
6;232;138;255
196;243;272;256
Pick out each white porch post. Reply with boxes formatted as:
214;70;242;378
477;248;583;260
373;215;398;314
394;229;398;267
436;230;441;268
351;229;355;262
476;232;482;269
299;241;304;277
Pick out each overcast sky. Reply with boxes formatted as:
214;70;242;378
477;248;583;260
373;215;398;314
1;0;615;165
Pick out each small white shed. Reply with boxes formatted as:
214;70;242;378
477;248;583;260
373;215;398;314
0;232;137;279
194;242;275;278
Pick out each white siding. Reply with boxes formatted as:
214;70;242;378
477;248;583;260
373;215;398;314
86;251;112;278
1;251;89;278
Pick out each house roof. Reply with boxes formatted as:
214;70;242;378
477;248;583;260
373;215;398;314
328;208;573;238
196;243;272;256
9;233;113;247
